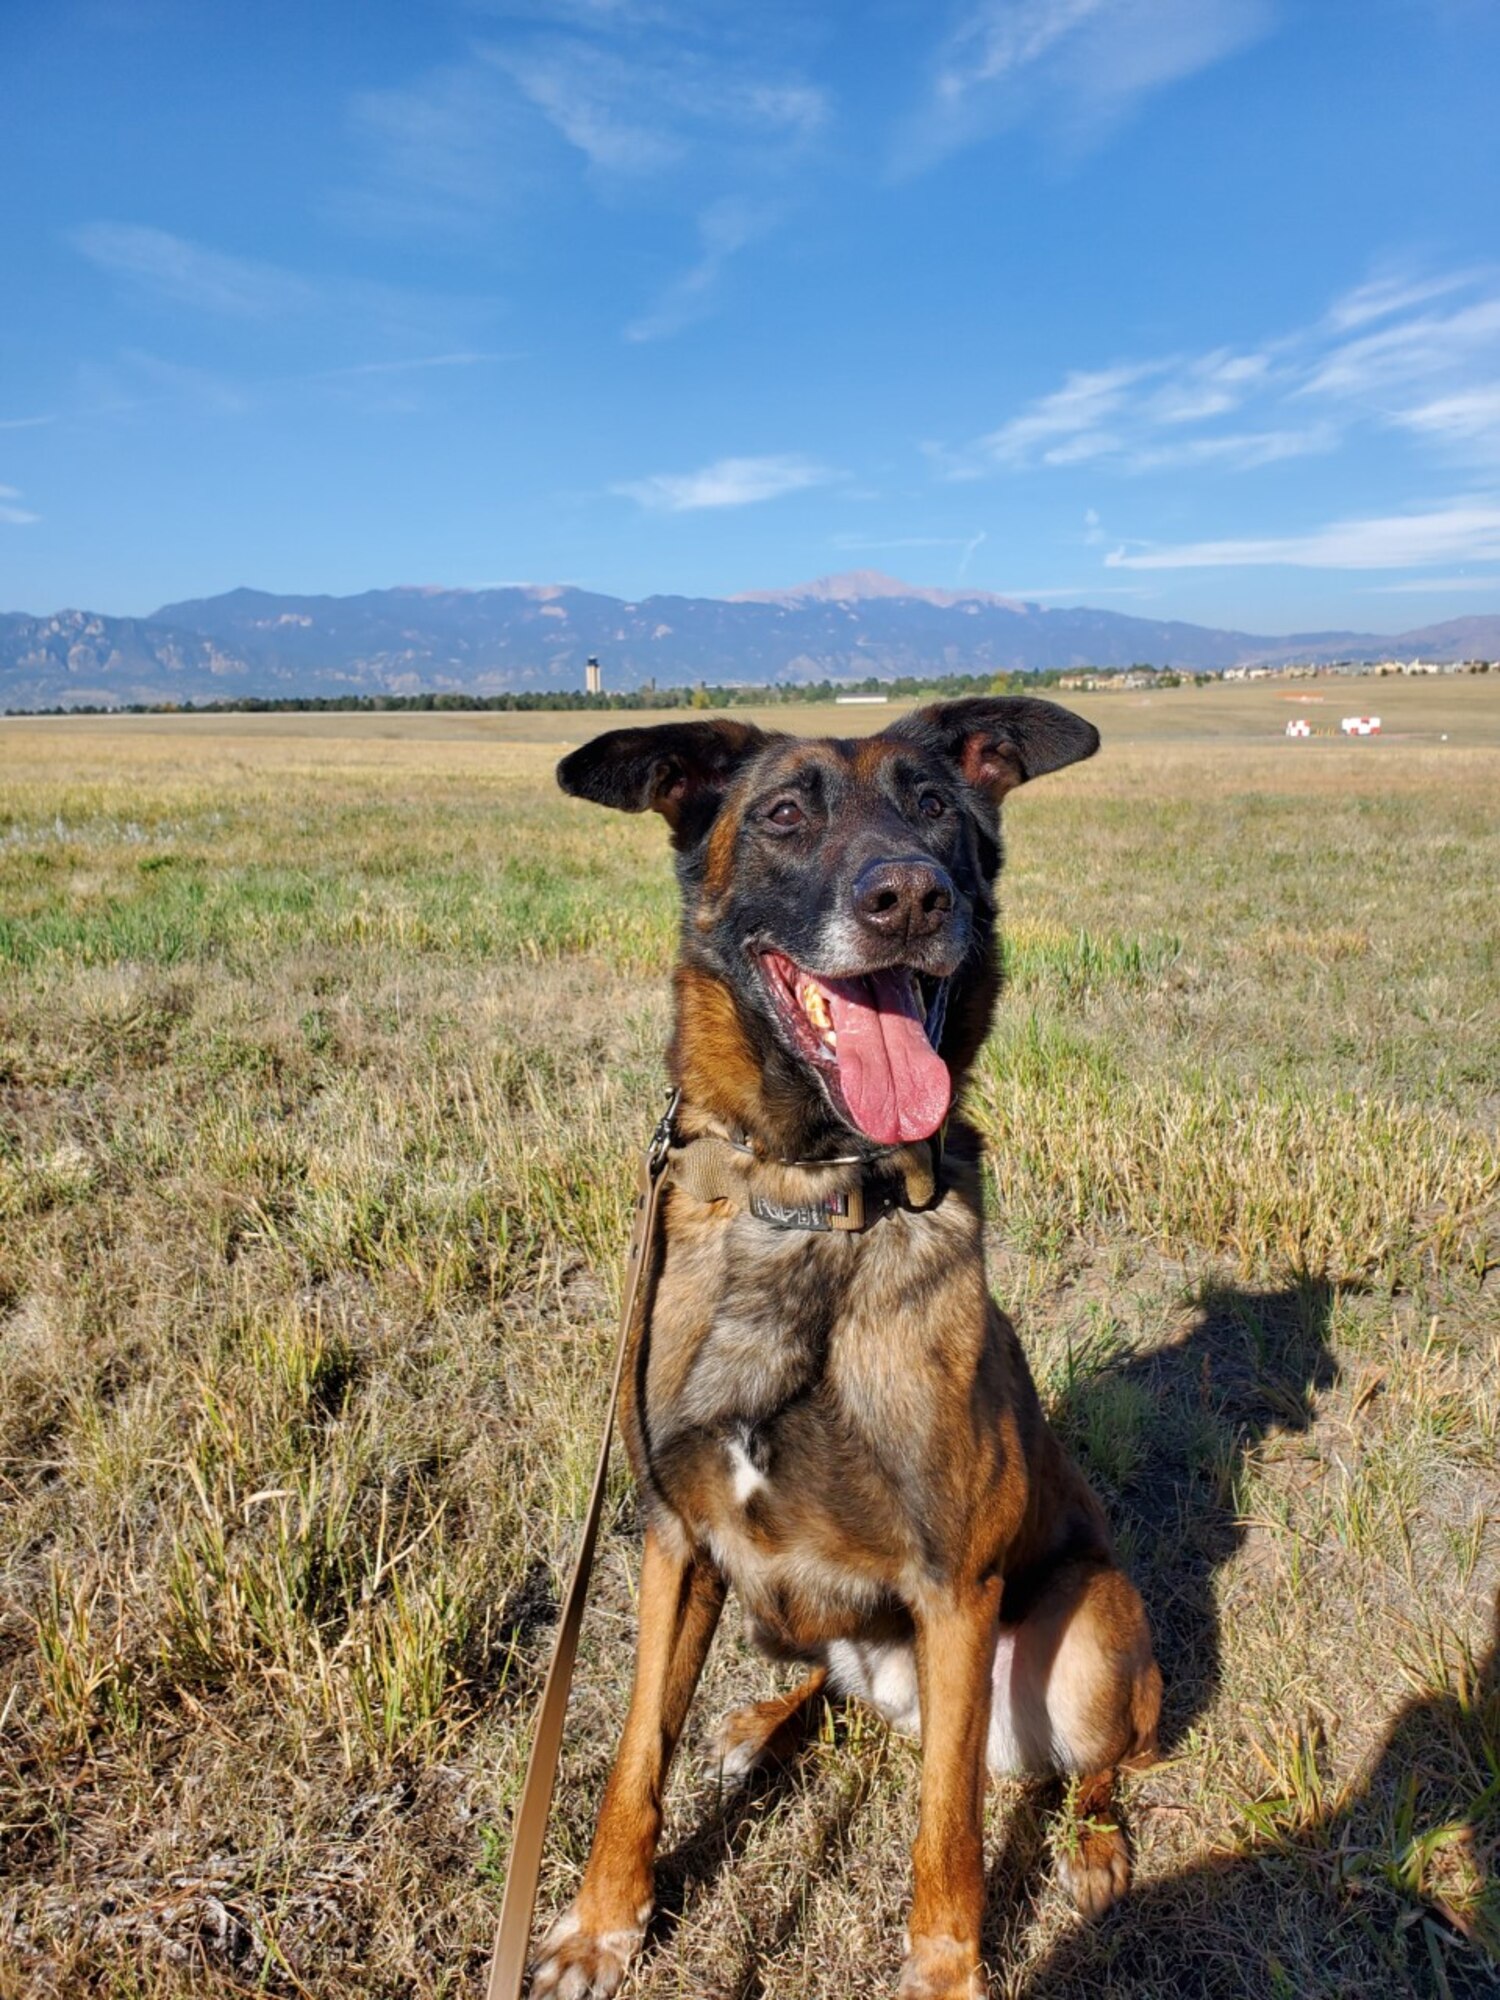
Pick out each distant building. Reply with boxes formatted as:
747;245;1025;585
1341;715;1382;735
834;692;889;704
1286;719;1312;737
585;655;602;695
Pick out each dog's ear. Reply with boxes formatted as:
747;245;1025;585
557;718;770;845
884;696;1099;803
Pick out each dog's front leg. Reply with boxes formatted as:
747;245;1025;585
901;1579;1002;2000
530;1521;725;1998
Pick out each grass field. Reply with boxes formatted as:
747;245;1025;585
1;679;1497;1998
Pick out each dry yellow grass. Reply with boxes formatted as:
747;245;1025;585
0;684;1497;1997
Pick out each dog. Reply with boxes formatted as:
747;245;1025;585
531;698;1161;2000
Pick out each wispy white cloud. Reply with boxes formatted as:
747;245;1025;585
831;533;984;552
1297;277;1500;473
0;482;39;526
334;58;529;232
1106;501;1500;570
496;45;684;174
1367;572;1500;593
990;582;1150;597
899;0;1273;172
939;264;1500;486
494;29;824;338
71;350;253;419
69;224;315;318
1324;269;1479;333
1141;350;1274;424
66;223;499;390
824;529;997;583
1127;424;1337;472
625;198;773;342
119;350;253;413
62;345;511;429
950;350;1316;475
615;453;835;510
314;350;512;381
493;42;825;177
1394;386;1500;461
466;0;676;24
339;20;824;214
974;364;1153;467
1302;293;1500;399
0;414;55;432
335;16;825;339
957;528;987;575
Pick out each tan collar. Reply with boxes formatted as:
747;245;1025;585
665;1124;945;1233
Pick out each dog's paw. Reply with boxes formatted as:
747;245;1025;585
1056;1815;1130;1919
705;1700;781;1784
897;1933;984;1999
528;1901;648;1999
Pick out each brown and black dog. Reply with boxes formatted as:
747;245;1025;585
532;699;1161;2000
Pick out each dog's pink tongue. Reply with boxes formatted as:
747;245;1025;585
824;970;951;1146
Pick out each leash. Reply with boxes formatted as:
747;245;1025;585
483;1098;944;1997
484;1092;676;2000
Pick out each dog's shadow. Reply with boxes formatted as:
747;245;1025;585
649;1711;886;1999
1017;1597;1499;1997
982;1277;1341;1966
1054;1274;1340;1752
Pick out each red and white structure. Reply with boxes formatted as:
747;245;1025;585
1285;719;1312;738
1340;715;1382;736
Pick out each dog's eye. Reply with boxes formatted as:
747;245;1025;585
767;799;805;829
918;793;946;821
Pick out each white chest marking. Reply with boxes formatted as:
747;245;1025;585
725;1435;769;1505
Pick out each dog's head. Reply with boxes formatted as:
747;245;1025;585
558;699;1098;1154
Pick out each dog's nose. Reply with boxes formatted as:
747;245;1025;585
851;858;955;942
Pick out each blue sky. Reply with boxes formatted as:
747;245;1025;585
4;0;1500;632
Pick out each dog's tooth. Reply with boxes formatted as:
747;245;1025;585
802;985;831;1030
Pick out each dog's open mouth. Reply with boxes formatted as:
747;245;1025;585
759;950;951;1147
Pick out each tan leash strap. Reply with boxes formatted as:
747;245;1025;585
485;1126;671;2000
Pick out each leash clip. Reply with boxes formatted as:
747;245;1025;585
647;1087;681;1178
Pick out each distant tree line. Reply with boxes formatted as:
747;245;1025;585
11;656;1488;720
6;666;1108;719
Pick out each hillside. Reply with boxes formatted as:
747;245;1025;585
2;574;1495;709
148;578;1298;691
0;611;261;711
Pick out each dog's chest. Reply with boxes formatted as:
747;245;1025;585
647;1213;920;1445
638;1203;977;1617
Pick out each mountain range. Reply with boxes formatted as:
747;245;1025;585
2;571;1496;710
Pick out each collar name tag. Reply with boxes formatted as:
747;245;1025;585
749;1185;866;1233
